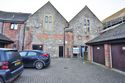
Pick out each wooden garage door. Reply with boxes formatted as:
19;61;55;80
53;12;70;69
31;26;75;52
93;45;105;65
111;44;125;72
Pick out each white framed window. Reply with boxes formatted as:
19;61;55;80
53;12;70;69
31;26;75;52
10;24;18;30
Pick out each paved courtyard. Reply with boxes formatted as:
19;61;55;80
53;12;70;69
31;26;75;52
14;58;125;83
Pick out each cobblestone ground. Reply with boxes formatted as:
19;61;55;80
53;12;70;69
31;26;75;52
14;58;125;83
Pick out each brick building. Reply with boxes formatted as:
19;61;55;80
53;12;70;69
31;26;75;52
0;11;30;50
65;6;103;58
86;8;125;72
86;22;125;72
24;2;68;57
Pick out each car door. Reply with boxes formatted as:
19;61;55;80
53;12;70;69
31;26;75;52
19;51;28;67
26;51;38;67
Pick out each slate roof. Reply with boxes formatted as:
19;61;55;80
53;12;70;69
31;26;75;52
86;23;125;44
0;11;31;23
0;34;13;43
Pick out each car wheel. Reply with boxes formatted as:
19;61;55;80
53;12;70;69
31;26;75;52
35;62;44;70
0;77;4;83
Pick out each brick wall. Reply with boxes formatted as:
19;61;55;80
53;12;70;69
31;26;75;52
65;32;73;58
104;44;112;68
3;22;25;50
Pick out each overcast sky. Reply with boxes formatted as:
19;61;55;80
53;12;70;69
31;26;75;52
0;0;125;21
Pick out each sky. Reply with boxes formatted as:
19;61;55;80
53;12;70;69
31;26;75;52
0;0;125;21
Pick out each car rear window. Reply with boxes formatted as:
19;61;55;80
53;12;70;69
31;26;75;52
0;51;5;61
5;50;21;61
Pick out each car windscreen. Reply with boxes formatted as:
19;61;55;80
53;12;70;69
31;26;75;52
5;50;21;61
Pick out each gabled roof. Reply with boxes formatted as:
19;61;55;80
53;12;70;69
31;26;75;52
103;8;125;23
0;34;13;43
0;11;31;23
69;5;102;23
30;1;68;23
86;23;125;44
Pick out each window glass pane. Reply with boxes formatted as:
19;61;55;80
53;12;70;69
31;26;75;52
87;19;90;26
49;16;52;23
11;24;14;29
14;24;18;29
19;52;27;57
5;50;21;61
45;16;48;23
84;19;86;26
0;51;4;61
88;27;90;32
11;24;18;30
27;52;37;56
32;45;43;50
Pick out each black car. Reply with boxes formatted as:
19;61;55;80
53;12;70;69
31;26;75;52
0;48;23;83
19;50;50;70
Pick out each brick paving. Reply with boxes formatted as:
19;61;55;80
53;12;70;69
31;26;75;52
14;58;125;83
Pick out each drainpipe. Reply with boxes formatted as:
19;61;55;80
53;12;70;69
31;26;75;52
22;22;26;51
64;22;69;58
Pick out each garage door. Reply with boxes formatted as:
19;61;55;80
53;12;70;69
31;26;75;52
93;45;105;65
111;44;125;72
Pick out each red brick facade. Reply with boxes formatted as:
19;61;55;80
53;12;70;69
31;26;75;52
3;22;25;50
65;32;73;58
104;44;112;68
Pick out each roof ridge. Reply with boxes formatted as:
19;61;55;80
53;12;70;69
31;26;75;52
0;10;31;15
103;8;125;22
30;1;68;22
69;5;102;23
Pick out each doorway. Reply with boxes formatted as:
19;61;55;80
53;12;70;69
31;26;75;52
59;46;63;57
81;46;85;57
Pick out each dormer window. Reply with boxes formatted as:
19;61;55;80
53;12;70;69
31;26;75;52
11;24;18;30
